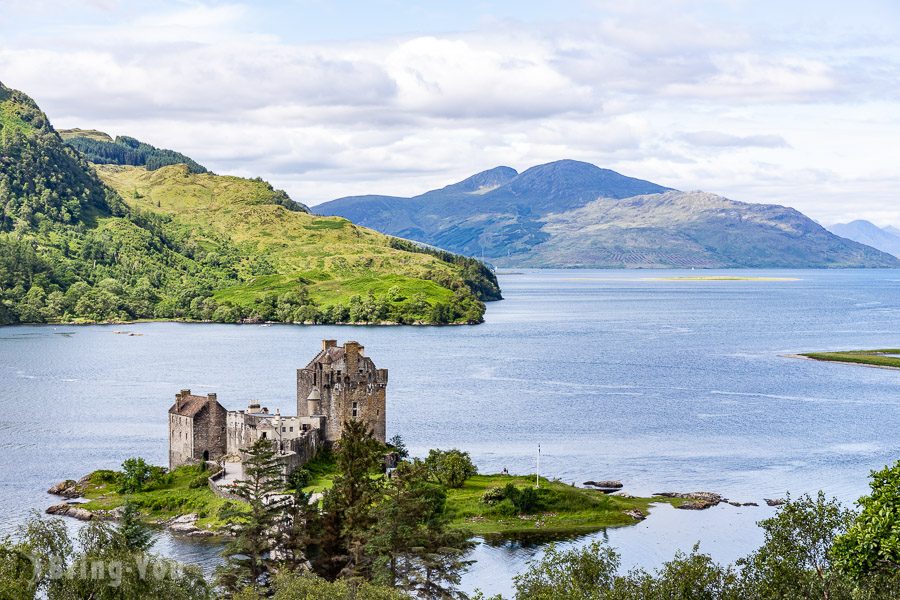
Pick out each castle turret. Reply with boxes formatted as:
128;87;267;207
307;387;321;416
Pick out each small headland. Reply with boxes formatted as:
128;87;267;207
792;350;900;370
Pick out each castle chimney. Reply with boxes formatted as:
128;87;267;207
322;339;337;351
207;392;217;406
344;341;362;373
175;392;182;412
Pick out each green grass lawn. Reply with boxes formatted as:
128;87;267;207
445;475;685;536
75;460;684;539
800;350;900;369
79;466;247;533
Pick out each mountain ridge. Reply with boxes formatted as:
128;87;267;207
828;220;900;258
316;162;899;269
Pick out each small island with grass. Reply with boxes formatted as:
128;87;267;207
48;449;693;540
795;349;900;370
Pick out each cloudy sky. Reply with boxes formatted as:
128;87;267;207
2;0;899;225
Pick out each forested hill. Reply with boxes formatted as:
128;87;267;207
0;81;500;325
59;129;209;174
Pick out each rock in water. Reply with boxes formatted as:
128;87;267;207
46;502;93;521
654;491;726;510
583;480;624;493
47;479;83;498
167;514;213;538
594;480;623;488
765;498;786;507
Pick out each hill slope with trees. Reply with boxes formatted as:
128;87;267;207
0;81;500;325
60;128;210;174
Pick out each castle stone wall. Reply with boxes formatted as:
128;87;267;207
169;413;194;469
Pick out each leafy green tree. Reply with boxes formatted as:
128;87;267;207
611;546;741;600
513;541;619;600
258;571;407;600
13;515;210;600
833;460;900;580
424;449;477;489
42;290;65;321
0;537;37;599
17;285;45;322
119;457;153;493
737;492;855;600
218;438;286;595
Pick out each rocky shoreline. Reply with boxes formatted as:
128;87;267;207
583;479;782;511
45;478;232;539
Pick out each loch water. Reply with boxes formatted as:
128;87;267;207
2;269;899;596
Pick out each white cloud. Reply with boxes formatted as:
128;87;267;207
1;1;899;223
677;131;789;148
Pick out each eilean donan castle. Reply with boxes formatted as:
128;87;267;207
168;340;387;471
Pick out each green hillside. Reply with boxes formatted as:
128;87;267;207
60;129;209;174
96;164;499;322
58;128;113;142
0;81;500;325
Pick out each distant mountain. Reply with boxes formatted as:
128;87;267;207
318;160;673;259
829;220;900;258
316;161;899;268
59;128;209;174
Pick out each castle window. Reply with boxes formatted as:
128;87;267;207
282;427;286;432
352;401;359;418
289;427;294;432
261;432;267;439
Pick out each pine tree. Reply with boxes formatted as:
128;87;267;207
367;461;474;598
276;486;324;574
217;438;286;595
118;501;154;552
316;420;385;579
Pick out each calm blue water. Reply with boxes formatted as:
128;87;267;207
2;269;899;596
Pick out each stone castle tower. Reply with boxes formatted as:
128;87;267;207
296;340;388;443
168;390;227;469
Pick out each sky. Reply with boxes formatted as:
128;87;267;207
1;0;899;225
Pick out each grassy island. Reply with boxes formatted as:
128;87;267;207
798;350;900;369
68;462;685;539
443;474;686;536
